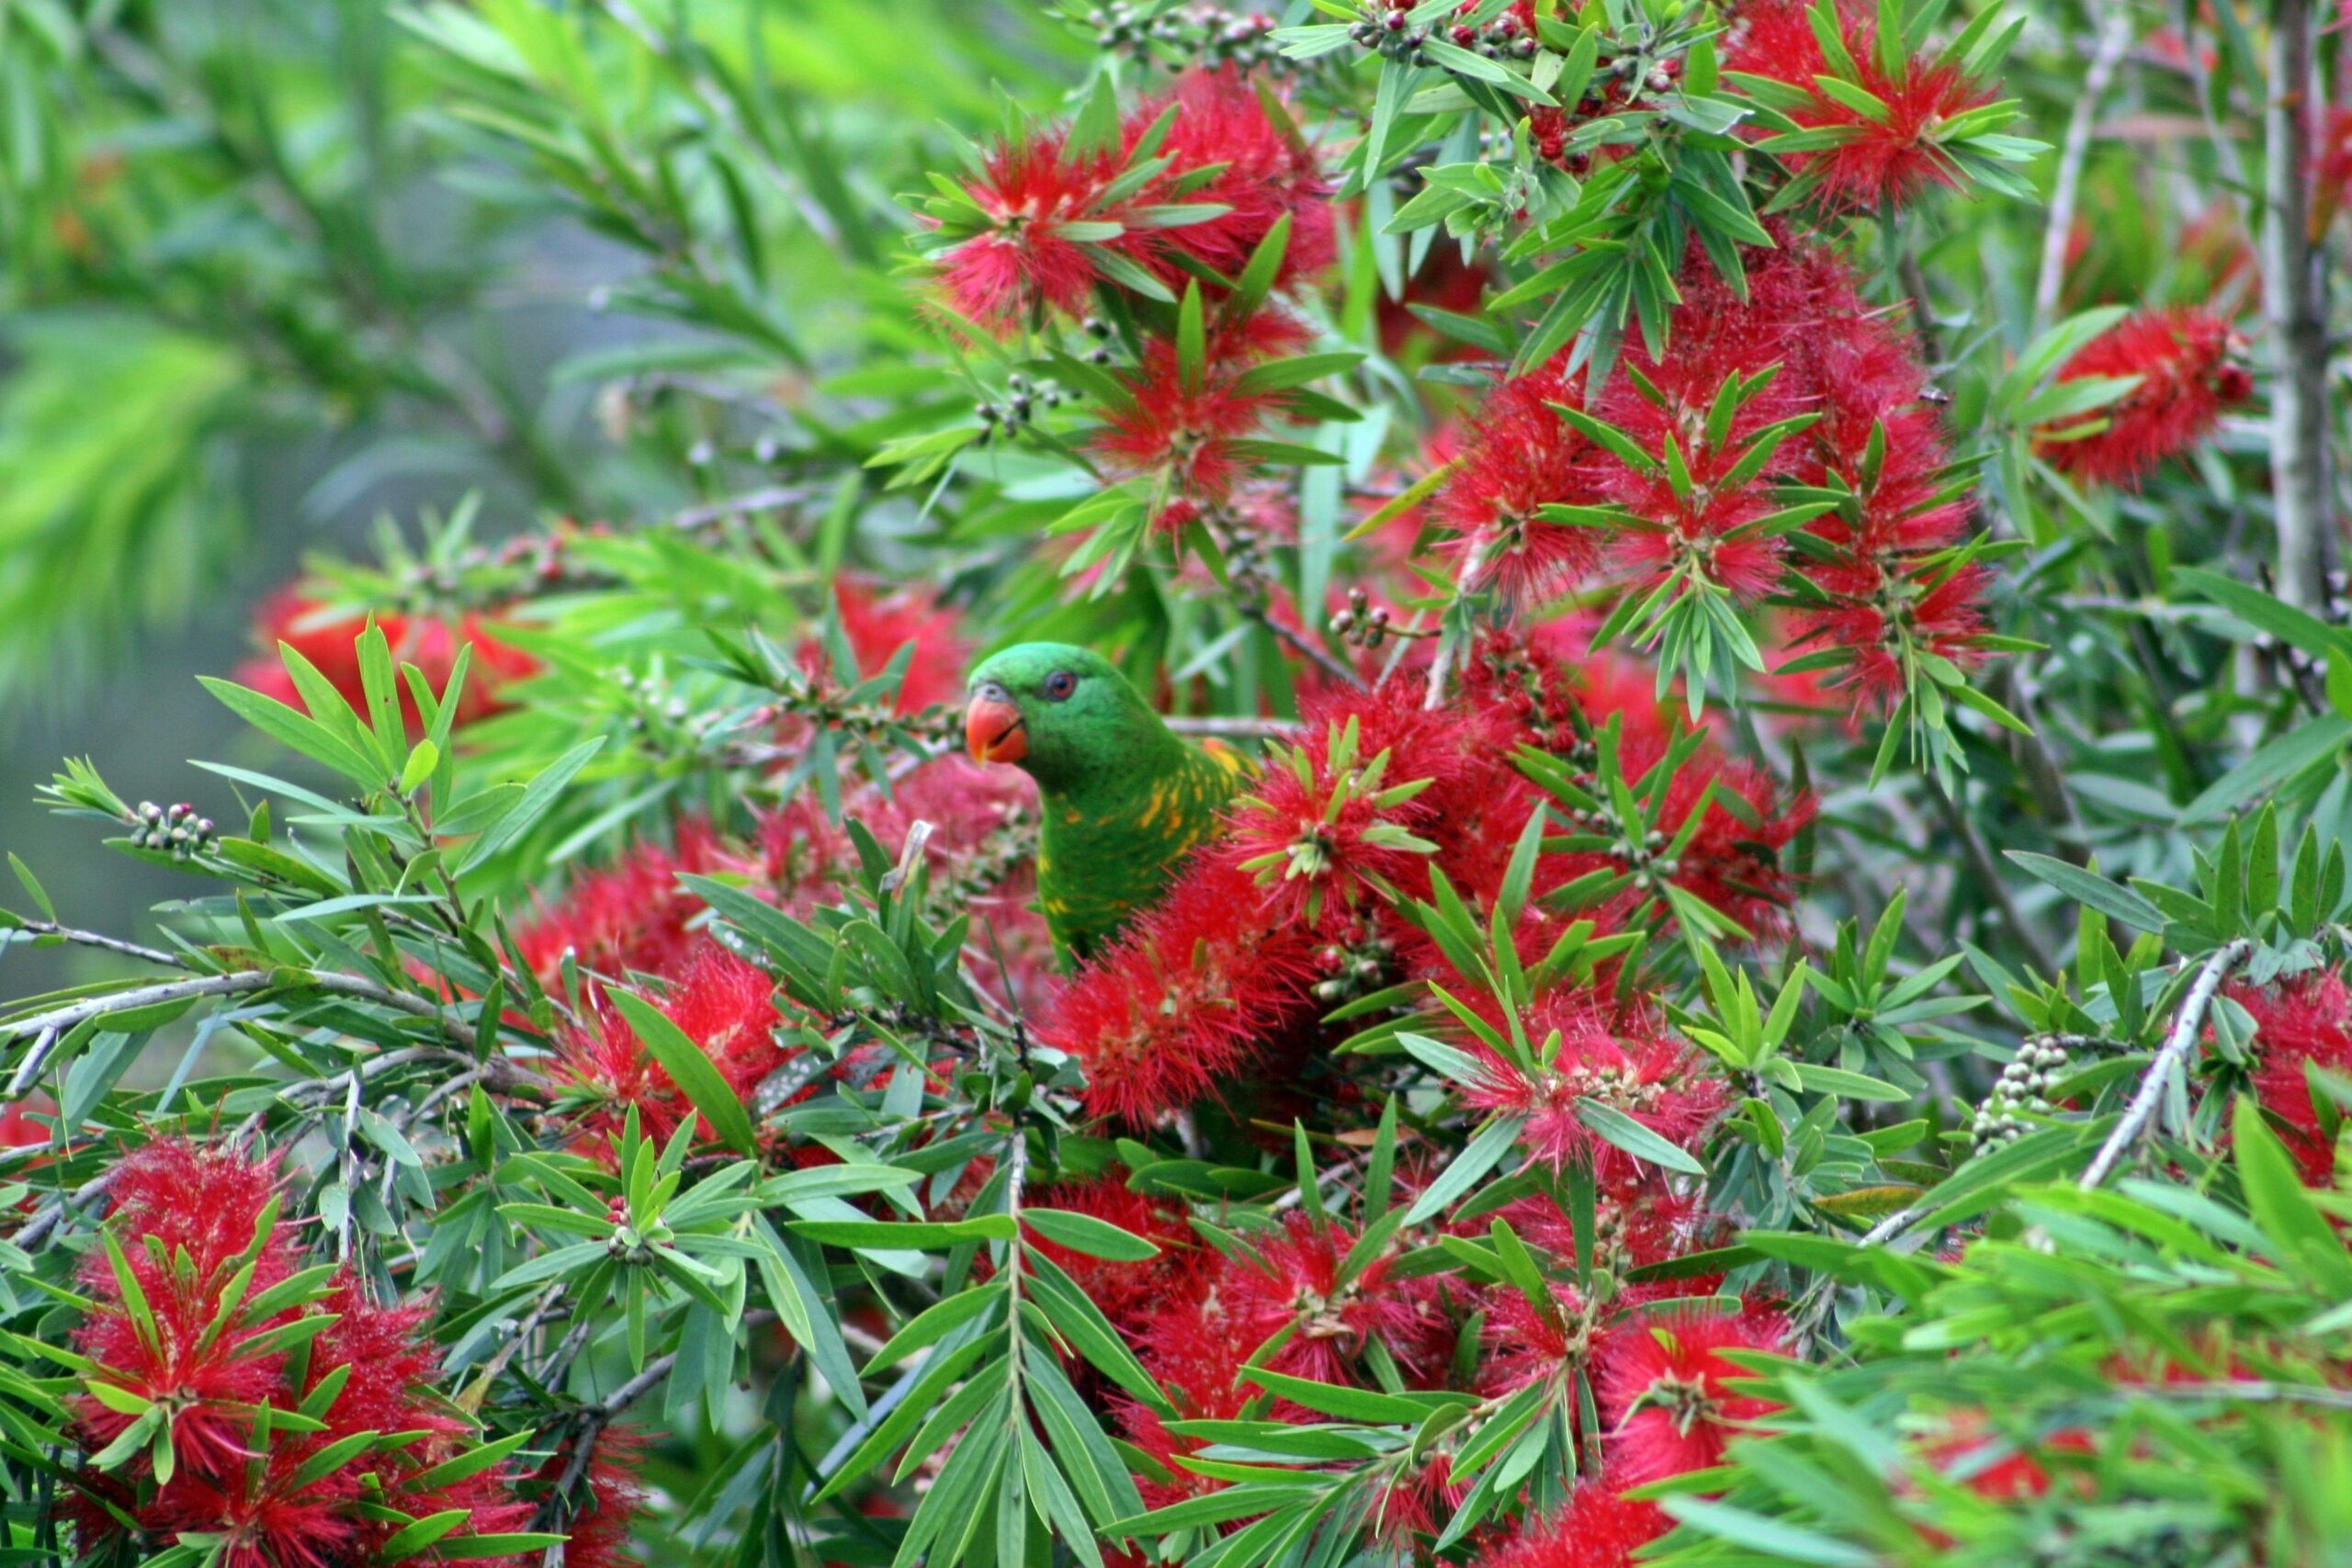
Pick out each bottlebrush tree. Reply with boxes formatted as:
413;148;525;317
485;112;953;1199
2;1;2351;1566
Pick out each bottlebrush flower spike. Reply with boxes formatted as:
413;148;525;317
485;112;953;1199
1117;1291;1256;1507
933;132;1124;330
1146;68;1334;284
1023;1179;1201;1330
1787;557;1993;705
1037;856;1321;1123
1461;991;1728;1179
552;944;786;1151
1091;306;1308;521
808;578;973;715
537;1435;650;1568
1218;1211;1449;1384
516;818;729;983
2233;968;2352;1186
1372;1452;1463;1542
71;1141;296;1483
927;68;1329;333
1472;1482;1667;1568
1597;1303;1790;1483
236;588;536;733
1478;1280;1599;1396
1585;365;1811;610
1224;714;1441;927
1437;357;1606;602
1725;0;2004;211
2033;307;2251;487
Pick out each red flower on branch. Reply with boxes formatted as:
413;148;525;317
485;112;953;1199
1597;1303;1789;1483
1473;1482;1666;1568
1218;1212;1449;1385
810;579;973;715
2233;968;2352;1186
552;945;786;1151
1724;0;1996;210
237;589;537;733
1437;358;1604;602
936;69;1329;333
1461;993;1729;1179
1037;856;1320;1123
2033;307;2251;487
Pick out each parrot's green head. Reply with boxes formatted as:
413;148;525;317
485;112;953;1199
965;643;1174;796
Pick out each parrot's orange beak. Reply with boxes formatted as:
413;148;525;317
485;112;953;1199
965;691;1028;765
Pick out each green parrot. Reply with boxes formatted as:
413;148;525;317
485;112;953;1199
964;643;1250;967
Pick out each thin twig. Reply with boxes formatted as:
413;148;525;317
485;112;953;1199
2077;939;2250;1190
1425;540;1486;710
2151;1381;2352;1410
536;1307;781;1553
1165;715;1295;740
2034;0;2138;329
2260;0;2336;612
0;923;191;971
4;970;477;1095
1250;607;1367;690
666;484;829;533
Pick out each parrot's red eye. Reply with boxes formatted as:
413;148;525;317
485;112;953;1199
1043;671;1079;702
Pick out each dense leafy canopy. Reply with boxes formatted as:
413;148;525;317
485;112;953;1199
1;2;2349;1566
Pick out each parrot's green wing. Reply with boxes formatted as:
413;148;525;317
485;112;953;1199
1036;737;1249;962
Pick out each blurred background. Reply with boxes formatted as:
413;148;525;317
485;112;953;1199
0;0;1074;990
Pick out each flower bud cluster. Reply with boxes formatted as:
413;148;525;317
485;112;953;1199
1973;1035;2071;1152
130;801;216;860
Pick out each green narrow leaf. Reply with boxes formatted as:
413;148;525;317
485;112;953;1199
607;990;759;1156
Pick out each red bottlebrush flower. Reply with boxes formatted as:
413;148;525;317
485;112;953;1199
1478;1281;1597;1396
1530;648;1808;932
71;1142;297;1483
237;589;537;733
936;69;1328;332
66;1139;548;1568
807;578;972;715
1597;1304;1789;1484
936;134;1123;330
1116;1289;1259;1508
309;1276;458;1437
134;1450;371;1568
1724;0;1996;210
1220;716;1443;930
1218;1212;1449;1385
2033;307;2251;487
1091;313;1307;520
1372;1452;1463;1542
516;818;729;984
1145;69;1335;285
1437;358;1605;602
537;1433;649;1568
1473;1482;1667;1568
2234;968;2352;1185
1787;558;1991;705
1037;855;1321;1123
98;1137;292;1286
1494;1176;1720;1290
552;943;786;1151
1023;1179;1201;1331
1461;993;1729;1179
